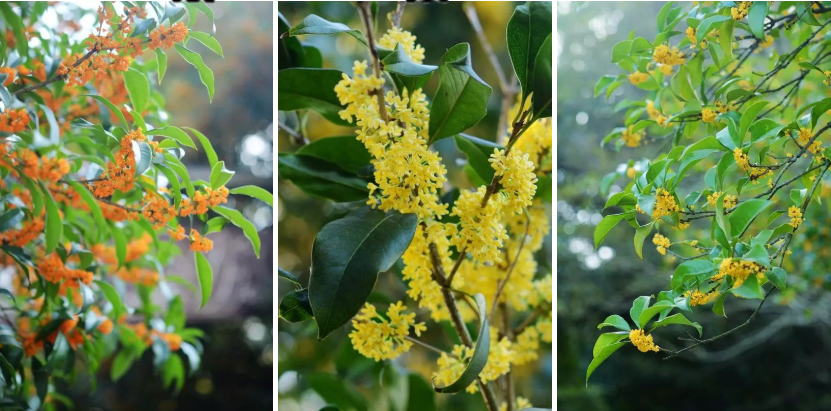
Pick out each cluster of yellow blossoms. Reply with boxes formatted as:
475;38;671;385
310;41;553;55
489;149;538;215
629;329;660;353
349;302;426;361
731;1;752;20
652;44;686;66
788;206;803;228
707;191;737;209
701;108;717;123
733;147;772;181
684;289;720;306
378;27;425;63
652;188;679;219
628;71;648;85
621;124;644;148
652;233;671;256
713;258;765;288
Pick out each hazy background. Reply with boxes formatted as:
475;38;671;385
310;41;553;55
556;2;831;411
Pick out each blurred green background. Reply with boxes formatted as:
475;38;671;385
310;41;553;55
557;2;831;411
278;2;552;410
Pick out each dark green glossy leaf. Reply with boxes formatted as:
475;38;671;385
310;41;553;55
296;136;371;174
598;314;630;331
310;206;417;339
277;68;350;126
728;199;771;238
382;43;437;93
506;1;552;97
0;209;24;232
454;134;503;184
279;288;314;322
279;12;305;69
287;14;368;48
585;341;626;385
649;313;702;336
277;153;369;202
427;43;492;144
531;34;552;120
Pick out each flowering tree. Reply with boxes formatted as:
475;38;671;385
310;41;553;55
0;2;272;409
278;2;551;410
590;1;831;383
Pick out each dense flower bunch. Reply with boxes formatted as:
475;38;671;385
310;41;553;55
629;329;659;353
349;301;425;361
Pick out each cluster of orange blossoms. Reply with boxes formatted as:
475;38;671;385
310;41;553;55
189;230;213;252
148;22;189;50
0;108;31;133
180;187;229;216
129;322;182;351
88;128;148;198
37;252;93;285
142;194;177;229
115;266;160;287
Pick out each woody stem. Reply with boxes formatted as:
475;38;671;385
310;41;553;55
358;1;389;122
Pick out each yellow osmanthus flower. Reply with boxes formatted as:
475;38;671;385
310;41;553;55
658;64;674;76
629;329;660;353
500;397;533;411
433;345;477;393
707;191;737;209
686;26;697;43
799;127;812;144
731;1;751;20
713;258;765;288
734;147;768;181
449;187;508;265
621;125;644;147
715;100;734;113
536;318;553;343
646;100;662;120
701;108;717;123
402;224;451;321
489;148;538;215
628;71;648;85
627;167;637;179
656;115;668;127
653;188;679;219
759;34;774;48
349;301;426;361
652;233;671;255
652;44;686;66
512;325;541;365
378;26;425;63
788;206;803;228
685;289;720;306
336;61;448;219
808;140;825;162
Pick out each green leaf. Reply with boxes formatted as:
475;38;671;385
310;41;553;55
179;127;217;167
212;206;261;258
41;183;62;254
381;43;437;93
307;373;369;411
136;142;153;176
279;288;314;322
277;68;350;126
278;267;301;288
194;252;213;308
594;213;626;249
720;19;734;62
209;161;235;189
406;373;436;411
585;341;627;385
738;101;769;144
0;3;27;58
594;75;618;97
0;209;24;232
111;350;135;382
531;34;552;120
649;313;702;336
748;1;769;39
598;314;630;331
671;260;715;291
634;223;653;260
766;267;787;291
310;206;417;340
279;12;305;69
175;44;215;102
109;222;127;267
713;292;728;317
277;153;369;202
433;293;490;393
696;15;730;43
629;296;650;328
302;44;323;68
296;136;371;174
454;134;503;184
122;67;150;113
95;280;125;321
84;94;129;127
286;14;368;48
506;1;552;98
656;2;675;31
230;185;273;207
593;332;629;357
427;43;493;144
187;31;223;57
728;199;771;238
638;300;675;328
147;126;197;150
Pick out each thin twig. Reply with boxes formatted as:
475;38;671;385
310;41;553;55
404;335;446;356
277;120;308;145
490;212;530;321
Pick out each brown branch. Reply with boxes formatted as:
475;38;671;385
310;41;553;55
277;120;308;145
490;212;530;321
358;2;388;122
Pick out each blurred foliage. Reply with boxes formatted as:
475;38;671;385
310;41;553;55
557;2;831;410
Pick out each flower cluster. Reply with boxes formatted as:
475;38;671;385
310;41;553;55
148;22;189;50
88;128;148;198
621;124;644;147
731;1;751;20
652;188;679;219
489;148;538;215
789;205;803;228
449;187;508;265
652;44;686;66
652;233;671;256
377;27;425;63
628;71;648;85
180;186;229;216
37;252;93;285
707;191;737;209
189;230;213;253
713;258;765;288
685;289;720;306
629;329;660;353
0;108;31;133
349;302;426;361
508;95;552;170
701;108;717;123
